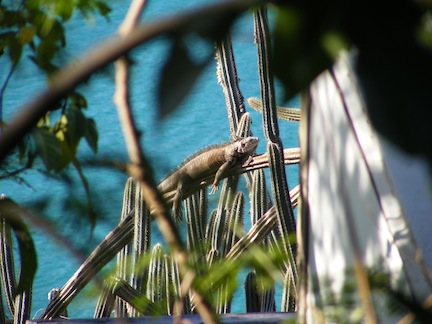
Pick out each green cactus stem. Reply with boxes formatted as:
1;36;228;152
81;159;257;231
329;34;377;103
169;254;191;316
215;34;246;135
245;271;260;313
247;97;301;122
130;180;151;318
254;5;298;307
14;290;32;324
221;192;244;256
146;244;166;313
0;216;15;316
116;177;136;317
41;213;134;320
94;280;116;318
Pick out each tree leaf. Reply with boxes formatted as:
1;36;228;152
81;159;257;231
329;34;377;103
70;92;88;109
31;128;64;171
95;1;111;17
84;118;98;153
65;107;86;148
158;40;208;117
17;26;36;45
0;198;37;296
7;38;22;64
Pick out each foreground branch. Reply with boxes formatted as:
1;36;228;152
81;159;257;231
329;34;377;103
113;1;217;322
0;0;267;161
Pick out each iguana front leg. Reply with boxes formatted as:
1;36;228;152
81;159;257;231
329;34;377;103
210;159;236;194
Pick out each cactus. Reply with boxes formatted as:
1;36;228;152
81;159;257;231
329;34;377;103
216;192;245;313
130;180;151;318
250;169;270;226
221;192;244;256
185;191;206;257
206;209;226;255
95;277;160;317
247;97;301;122
169;253;191;315
281;268;296;312
14;290;32;324
115;177;136;317
216;33;246;135
253;7;298;308
146;244;166;313
94;280;116;318
41;213;134;320
114;278;160;315
245;271;260;313
0;216;15;316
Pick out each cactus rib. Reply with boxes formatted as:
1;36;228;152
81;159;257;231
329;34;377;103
41;213;134;320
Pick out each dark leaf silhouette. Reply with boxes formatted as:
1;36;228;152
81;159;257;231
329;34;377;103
158;40;208;118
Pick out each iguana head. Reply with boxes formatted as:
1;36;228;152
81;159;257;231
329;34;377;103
234;136;259;155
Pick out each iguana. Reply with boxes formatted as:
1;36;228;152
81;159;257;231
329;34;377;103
158;136;259;222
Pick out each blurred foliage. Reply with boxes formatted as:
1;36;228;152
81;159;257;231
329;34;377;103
0;0;109;181
0;0;109;226
272;1;432;161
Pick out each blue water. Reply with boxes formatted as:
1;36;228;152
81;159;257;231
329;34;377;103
0;0;299;319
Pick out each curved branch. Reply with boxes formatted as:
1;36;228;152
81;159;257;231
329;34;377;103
0;0;267;161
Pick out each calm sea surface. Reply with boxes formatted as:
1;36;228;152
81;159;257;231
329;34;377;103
0;0;299;318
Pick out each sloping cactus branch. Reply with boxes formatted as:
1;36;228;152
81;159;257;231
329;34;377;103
41;213;135;320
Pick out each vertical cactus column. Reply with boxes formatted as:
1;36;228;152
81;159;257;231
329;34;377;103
146;244;166;313
216;192;245;314
216;33;246;135
0;216;15;317
254;6;298;310
248;169;275;312
130;181;151;317
115;177;136;317
185;190;207;260
94;279;116;318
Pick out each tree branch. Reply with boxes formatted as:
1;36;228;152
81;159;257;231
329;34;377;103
113;1;217;322
0;0;266;161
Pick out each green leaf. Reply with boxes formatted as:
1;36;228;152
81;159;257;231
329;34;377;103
31;127;64;171
84;118;98;153
17;26;36;45
0;198;37;296
7;38;22;64
55;1;74;21
158;40;208;117
65;107;86;148
36;38;57;68
70;92;88;109
95;1;111;17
